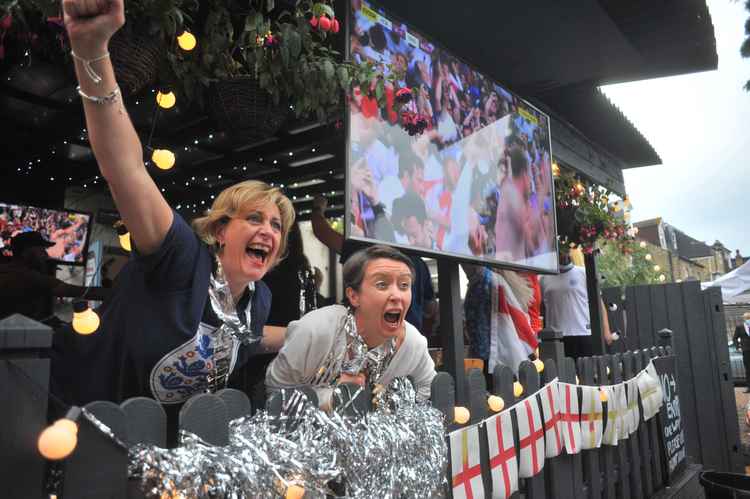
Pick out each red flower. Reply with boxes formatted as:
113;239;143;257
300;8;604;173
0;15;11;31
319;16;332;31
332;18;340;33
310;16;318;28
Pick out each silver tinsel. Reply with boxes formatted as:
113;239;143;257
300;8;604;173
208;255;258;346
129;378;448;498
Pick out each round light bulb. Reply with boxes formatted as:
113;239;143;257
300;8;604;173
653;265;661;272
533;359;544;373
576;375;580;384
645;254;652;261
38;424;77;460
177;30;197;51
599;388;608;402
119;232;131;252
152;149;176;170
659;274;666;282
454;406;470;424
285;485;305;499
639;241;647;248
53;418;78;435
156;91;176;109
73;307;100;335
513;381;523;397
488;395;504;413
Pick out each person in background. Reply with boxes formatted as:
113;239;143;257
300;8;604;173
0;231;110;323
266;245;436;410
539;249;614;358
57;0;294;443
310;195;436;335
733;312;750;393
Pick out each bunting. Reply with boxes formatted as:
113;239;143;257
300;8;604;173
637;361;664;421
579;386;603;450
539;380;563;458
558;382;582;455
601;385;623;446
450;425;484;499
516;397;545;477
614;384;630;441
486;410;518;499
625;379;640;434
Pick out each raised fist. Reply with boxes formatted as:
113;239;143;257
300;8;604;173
62;0;125;57
312;195;328;213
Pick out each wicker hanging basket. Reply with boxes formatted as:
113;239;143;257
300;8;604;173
209;76;288;140
109;29;162;96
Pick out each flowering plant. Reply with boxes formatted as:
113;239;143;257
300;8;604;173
554;170;634;254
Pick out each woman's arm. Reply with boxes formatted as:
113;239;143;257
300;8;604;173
64;0;173;255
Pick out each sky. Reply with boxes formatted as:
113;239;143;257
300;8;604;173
601;0;750;257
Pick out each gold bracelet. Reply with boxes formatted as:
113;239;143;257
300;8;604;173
77;85;121;105
71;50;110;84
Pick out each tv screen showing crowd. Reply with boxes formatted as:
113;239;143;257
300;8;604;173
348;0;558;272
0;203;91;264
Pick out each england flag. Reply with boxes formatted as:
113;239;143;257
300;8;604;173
539;380;563;458
516;397;545;477
450;425;484;499
558;382;582;454
486;410;518;499
580;386;604;450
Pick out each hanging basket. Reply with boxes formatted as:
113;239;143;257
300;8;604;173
109;29;162;96
209;76;288;140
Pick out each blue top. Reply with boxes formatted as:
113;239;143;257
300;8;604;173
51;212;271;407
464;267;492;361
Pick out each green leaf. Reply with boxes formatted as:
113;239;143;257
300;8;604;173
323;59;335;80
337;66;349;89
375;79;385;102
288;30;302;58
281;44;290;69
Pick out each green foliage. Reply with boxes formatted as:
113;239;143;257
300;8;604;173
598;240;661;291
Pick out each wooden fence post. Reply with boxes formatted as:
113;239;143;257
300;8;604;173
518;360;546;499
596;355;616;499
608;354;631;499
541;359;575;499
578;356;601;498
621;352;644;499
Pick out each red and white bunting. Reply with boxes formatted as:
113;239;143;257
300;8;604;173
615;384;630;441
579;386;603;450
450;424;485;499
516;397;545;477
637;362;664;421
625;379;640;434
601;385;624;446
558;382;582;454
539;380;563;458
486;410;518;499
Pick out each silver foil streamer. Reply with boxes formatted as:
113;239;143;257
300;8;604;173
129;378;448;498
208;255;259;346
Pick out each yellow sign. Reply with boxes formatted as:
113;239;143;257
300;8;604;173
361;5;378;22
518;107;539;126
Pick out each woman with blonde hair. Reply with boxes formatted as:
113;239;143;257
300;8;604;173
53;0;294;442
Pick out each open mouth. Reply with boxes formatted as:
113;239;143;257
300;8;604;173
245;244;269;263
383;311;401;324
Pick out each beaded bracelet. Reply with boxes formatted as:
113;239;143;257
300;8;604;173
77;85;121;105
71;50;110;85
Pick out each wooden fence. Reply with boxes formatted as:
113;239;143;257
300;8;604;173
603;281;742;474
36;348;702;498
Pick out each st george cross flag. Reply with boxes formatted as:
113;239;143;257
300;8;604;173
558;382;582;454
488;271;539;374
450;425;485;499
516;397;545;478
625;379;640;434
486;410;518;499
579;386;604;450
539;380;564;458
615;383;630;441
637;362;664;421
601;385;624;446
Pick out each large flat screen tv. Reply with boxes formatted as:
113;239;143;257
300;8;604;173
346;0;558;272
0;202;93;264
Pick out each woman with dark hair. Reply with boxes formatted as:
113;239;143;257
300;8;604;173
266;244;436;410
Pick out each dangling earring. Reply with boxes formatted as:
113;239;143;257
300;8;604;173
217;240;225;252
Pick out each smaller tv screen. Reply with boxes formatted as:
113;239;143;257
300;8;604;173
0;203;92;264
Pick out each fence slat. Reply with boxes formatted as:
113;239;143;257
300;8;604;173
121;397;167;448
179;393;229;446
542;359;575;499
622;352;644;499
216;388;252;422
634;286;656;348
578;357;601;499
597;356;616;499
609;354;631;499
518;360;546;499
633;352;654;497
464;368;493;498
644;350;664;490
561;356;585;498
